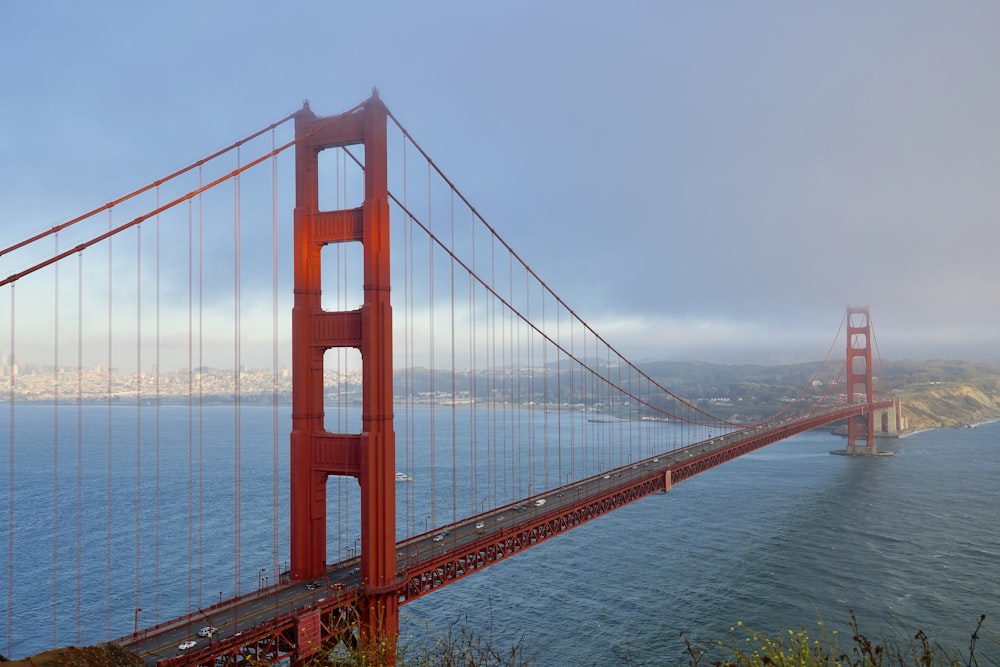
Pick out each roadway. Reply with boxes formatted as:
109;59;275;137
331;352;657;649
121;403;875;664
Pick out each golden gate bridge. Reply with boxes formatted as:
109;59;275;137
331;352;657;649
1;92;899;665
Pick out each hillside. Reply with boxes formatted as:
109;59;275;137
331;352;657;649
894;379;1000;430
637;358;1000;432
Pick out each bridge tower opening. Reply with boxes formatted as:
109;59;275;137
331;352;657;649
290;92;398;656
845;305;877;455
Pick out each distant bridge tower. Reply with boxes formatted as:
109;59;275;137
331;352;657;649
845;305;878;454
290;92;398;656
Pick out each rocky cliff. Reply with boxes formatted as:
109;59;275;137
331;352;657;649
898;378;1000;431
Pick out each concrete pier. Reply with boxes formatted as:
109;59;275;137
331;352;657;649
829;399;903;456
830;445;895;457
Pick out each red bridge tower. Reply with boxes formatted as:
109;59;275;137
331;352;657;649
289;92;398;655
845;305;877;454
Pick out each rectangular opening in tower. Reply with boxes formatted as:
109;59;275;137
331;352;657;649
324;347;362;434
321;241;364;312
326;472;362;565
317;145;366;212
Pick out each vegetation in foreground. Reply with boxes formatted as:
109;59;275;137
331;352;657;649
685;614;996;667
249;613;1000;666
313;612;997;666
4;614;997;666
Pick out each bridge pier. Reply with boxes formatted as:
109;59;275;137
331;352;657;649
831;400;904;457
832;444;895;457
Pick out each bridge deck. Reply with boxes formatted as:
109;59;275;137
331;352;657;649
119;402;891;665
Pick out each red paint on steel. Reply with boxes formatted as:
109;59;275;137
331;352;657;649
123;403;895;664
846;306;876;453
289;92;398;655
149;592;359;667
395;402;893;605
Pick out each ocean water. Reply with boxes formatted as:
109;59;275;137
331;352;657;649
399;421;1000;665
3;404;1000;664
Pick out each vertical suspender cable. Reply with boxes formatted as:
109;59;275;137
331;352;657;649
627;364;634;461
198;166;204;607
233;148;242;597
468;210;477;515
525;264;532;494
401;139;413;537
7;285;14;656
340;150;348;555
508;253;514;497
187;198;194;613
551;295;559;485
567;312;574;482
52;233;59;648
580;322;587;470
334;152;344;556
76;251;83;643
272;128;280;578
450;190;457;521
334;151;345;554
527;265;535;493
155;186;162;622
426;162;435;527
332;152;340;557
541;289;549;488
606;347;616;465
501;253;508;497
489;236;496;506
105;210;113;639
342;152;349;550
135;213;142;623
510;254;518;497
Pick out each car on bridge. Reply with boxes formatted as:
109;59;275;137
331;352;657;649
178;640;197;650
197;626;218;637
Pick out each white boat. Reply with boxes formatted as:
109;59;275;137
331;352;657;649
395;471;411;482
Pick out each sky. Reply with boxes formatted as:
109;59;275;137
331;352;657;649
2;1;1000;367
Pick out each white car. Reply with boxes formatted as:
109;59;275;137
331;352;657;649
197;626;217;637
178;640;197;650
432;534;444;542
475;521;485;531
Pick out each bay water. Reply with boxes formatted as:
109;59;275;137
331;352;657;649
3;403;999;664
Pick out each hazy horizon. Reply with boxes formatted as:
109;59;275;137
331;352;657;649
3;3;1000;367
